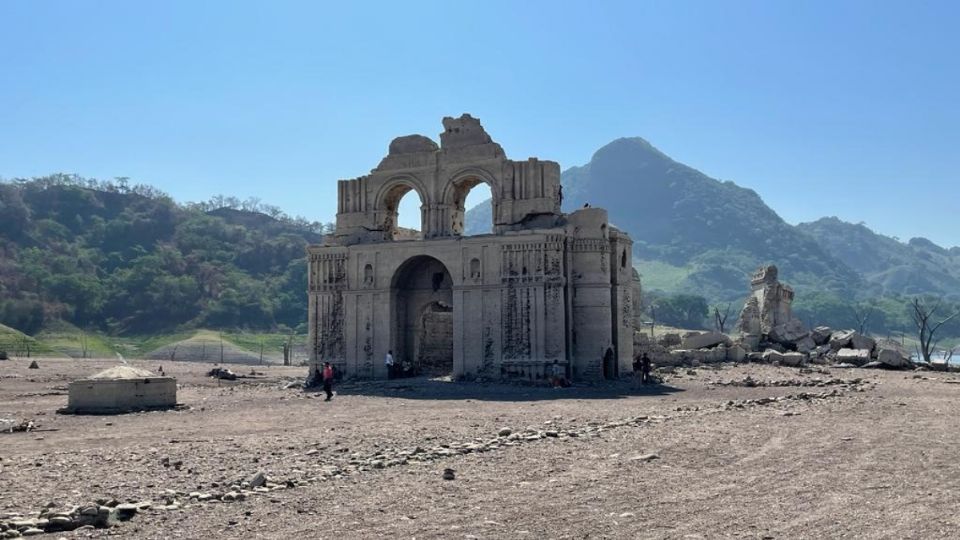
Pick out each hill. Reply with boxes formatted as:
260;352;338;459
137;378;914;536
797;217;960;301
468;137;863;302
0;174;327;336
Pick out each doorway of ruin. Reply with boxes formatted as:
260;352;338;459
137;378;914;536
392;255;454;377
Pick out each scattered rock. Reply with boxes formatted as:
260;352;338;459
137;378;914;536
679;332;731;350
811;326;833;345
248;472;267;488
829;330;856;351
877;348;910;369
28;361;39;369
836;349;871;366
442;468;456;481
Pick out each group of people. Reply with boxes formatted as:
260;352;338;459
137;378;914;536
633;352;652;387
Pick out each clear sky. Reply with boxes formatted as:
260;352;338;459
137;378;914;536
2;1;958;246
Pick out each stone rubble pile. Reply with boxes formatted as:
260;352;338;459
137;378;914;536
638;265;916;371
709;375;864;388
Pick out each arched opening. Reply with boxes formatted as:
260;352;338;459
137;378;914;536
449;176;494;236
381;183;424;241
391;256;454;377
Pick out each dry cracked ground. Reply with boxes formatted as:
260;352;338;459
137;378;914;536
2;358;960;539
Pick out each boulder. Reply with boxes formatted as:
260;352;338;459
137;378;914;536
850;333;876;352
876;348;910;369
738;334;761;352
769;319;807;344
811;326;833;345
680;332;731;350
28;360;39;369
835;348;871;366
727;345;747;363
781;352;807;367
795;336;817;353
761;349;784;364
829;330;856;351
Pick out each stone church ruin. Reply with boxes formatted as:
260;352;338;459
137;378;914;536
308;115;638;382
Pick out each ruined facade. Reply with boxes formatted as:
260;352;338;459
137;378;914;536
736;264;805;349
308;115;636;382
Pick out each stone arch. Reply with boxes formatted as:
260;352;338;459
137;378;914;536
390;255;456;376
374;175;430;240
441;167;500;236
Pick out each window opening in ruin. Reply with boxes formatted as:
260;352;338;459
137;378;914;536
469;258;481;279
363;263;374;285
621;249;627;269
393;189;423;240
452;177;493;236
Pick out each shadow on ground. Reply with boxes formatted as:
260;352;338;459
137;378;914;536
308;376;684;402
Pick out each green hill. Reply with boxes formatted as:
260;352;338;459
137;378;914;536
0;174;326;337
797;217;960;301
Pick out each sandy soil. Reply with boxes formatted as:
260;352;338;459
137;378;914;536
2;357;959;539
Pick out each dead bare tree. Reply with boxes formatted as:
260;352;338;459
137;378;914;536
851;302;875;335
713;303;732;334
910;297;960;366
169;344;179;362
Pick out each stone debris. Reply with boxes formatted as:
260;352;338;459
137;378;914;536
207;367;237;381
28;360;39;369
442;468;456;481
679;332;732;350
726;265;918;371
2;419;36;434
710;376;863;389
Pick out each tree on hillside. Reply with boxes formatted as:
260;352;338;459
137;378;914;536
654;294;709;330
713;303;732;334
851;301;876;335
910;297;960;365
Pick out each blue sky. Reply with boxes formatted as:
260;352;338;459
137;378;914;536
1;1;958;246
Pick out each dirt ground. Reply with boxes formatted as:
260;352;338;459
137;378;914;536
2;357;959;539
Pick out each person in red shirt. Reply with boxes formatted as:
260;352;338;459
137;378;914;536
322;362;335;401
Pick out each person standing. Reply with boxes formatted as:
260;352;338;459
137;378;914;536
322;362;335;401
385;350;395;379
632;355;643;389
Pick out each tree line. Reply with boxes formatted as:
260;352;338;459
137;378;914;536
0;174;333;335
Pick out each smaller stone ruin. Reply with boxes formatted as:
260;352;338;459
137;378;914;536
61;365;178;414
634;264;915;371
732;264;912;369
